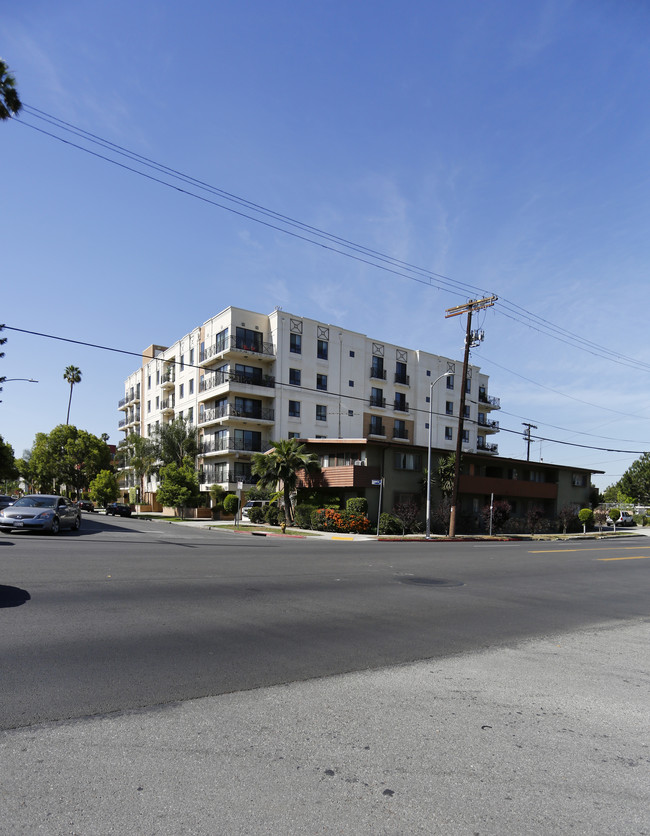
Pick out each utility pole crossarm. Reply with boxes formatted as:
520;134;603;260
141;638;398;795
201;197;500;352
444;295;497;319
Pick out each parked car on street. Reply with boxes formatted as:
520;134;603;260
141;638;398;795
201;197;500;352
0;494;81;534
607;511;636;527
105;502;132;517
0;494;14;511
76;499;95;512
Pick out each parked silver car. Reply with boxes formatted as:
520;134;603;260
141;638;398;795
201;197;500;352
0;494;81;534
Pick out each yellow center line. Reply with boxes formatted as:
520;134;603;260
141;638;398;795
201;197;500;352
597;556;650;561
529;545;650;554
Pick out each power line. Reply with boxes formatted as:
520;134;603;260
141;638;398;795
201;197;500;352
15;105;650;375
5;324;647;455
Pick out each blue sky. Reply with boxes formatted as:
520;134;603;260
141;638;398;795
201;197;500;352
2;0;649;491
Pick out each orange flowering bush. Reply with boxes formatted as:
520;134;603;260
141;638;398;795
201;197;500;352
311;508;372;533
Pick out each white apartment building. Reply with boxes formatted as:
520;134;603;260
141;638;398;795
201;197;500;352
118;306;500;494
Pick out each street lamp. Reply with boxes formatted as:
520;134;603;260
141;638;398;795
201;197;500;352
426;372;452;540
3;378;39;383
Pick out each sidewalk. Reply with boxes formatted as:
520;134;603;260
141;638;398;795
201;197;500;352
2;618;648;835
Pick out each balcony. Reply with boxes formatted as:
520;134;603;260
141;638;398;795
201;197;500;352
118;418;127;428
200;335;275;365
369;366;387;380
478;392;500;409
161;369;175;388
199;370;276;399
478;417;499;433
476;438;499;454
199;403;275;426
161;398;175;414
392;427;409;440
393;400;409;412
394;373;410;386
369;396;386;409
200;437;267;455
118;397;128;410
367;422;386;437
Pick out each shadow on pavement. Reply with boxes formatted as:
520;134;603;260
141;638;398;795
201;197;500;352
0;585;31;608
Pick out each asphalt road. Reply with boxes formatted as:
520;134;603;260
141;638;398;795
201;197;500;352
1;515;649;731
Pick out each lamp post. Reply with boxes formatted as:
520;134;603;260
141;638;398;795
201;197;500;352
3;378;38;383
426;372;452;540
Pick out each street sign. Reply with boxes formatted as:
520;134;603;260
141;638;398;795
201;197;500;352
371;479;382;486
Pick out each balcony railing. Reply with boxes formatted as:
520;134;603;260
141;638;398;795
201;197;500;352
393;400;409;412
118;397;128;408
369;367;386;380
369;396;386;408
200;437;267;454
199;404;275;424
161;398;175;411
367;423;386;436
199;470;257;485
477;438;499;453
393;428;409;440
118;418;127;428
200;370;275;392
394;373;410;385
200;335;275;363
478;418;500;430
478;392;500;408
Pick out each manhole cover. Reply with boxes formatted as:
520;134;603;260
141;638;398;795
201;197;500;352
398;577;464;587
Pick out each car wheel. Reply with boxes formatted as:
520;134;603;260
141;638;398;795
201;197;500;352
50;517;60;535
72;515;81;531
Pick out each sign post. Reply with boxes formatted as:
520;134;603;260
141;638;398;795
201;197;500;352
236;481;244;527
372;478;383;535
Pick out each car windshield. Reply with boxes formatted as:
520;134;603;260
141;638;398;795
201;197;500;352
13;496;57;509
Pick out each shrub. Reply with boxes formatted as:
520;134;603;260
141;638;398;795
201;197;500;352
247;506;265;524
264;504;281;526
346;497;368;515
378;513;402;535
294;504;317;529
482;500;511;532
223;493;239;517
311;508;372;534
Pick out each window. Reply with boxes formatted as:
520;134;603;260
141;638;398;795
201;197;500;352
147;424;151;437
371;356;385;379
290;333;302;354
462;430;469;443
234;429;261;451
393;419;408;439
445;426;453;440
189;348;194;365
446;375;454;390
288;432;300;439
426;370;431;377
465;377;471;394
188;407;194;424
289;400;301;417
369;415;384;435
395;361;408;385
464;405;470;419
349;380;354;387
234;364;262;384
147;400;151;414
572;473;587;487
156;370;160;385
155;396;160;409
178;410;183;420
394;392;407;411
446;401;454;415
147;375;151;390
316;404;327;421
189;379;194;395
215;328;229;353
236;327;262;353
349;350;355;357
179;383;184;399
316;373;327;391
317;339;328;360
289;368;301;386
370;387;384;408
235;397;261;418
394;452;421;470
180;354;184;371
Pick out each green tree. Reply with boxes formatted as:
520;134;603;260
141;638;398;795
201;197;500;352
251;438;321;525
89;470;119;506
578;508;594;533
63;365;82;425
27;425;111;495
223;493;240;518
153;417;198;467
0;435;18;482
156;457;200;516
436;454;457;498
117;433;157;499
618;452;650;504
0;60;22;121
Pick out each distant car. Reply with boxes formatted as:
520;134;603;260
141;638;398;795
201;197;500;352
241;500;270;520
0;494;81;534
105;502;132;517
76;499;95;512
0;495;14;511
607;511;635;527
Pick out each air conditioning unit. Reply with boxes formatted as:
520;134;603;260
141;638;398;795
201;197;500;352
354;460;363;466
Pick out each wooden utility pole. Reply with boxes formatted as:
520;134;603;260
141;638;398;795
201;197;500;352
445;296;497;537
522;422;537;461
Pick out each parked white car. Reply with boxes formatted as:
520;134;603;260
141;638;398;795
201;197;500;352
241;500;270;520
607;511;635;527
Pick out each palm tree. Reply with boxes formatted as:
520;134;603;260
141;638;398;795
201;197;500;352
63;365;82;425
251;438;321;525
0;59;22;120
